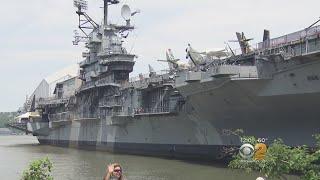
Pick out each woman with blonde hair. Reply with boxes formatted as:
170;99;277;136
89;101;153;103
104;163;125;180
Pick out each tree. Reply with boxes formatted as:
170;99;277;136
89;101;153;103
228;134;320;180
22;157;53;180
0;112;17;128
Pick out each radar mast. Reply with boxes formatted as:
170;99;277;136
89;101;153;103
104;0;120;27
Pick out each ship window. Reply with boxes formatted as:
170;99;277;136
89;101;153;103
316;38;320;50
301;43;306;54
308;39;317;52
270;49;274;54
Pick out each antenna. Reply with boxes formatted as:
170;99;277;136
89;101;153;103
103;0;120;26
74;0;88;11
121;4;140;26
72;0;99;43
307;17;320;29
121;5;132;21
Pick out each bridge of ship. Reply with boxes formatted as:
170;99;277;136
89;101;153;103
38;70;179;124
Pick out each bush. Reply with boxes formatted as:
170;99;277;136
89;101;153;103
228;135;320;180
22;157;53;180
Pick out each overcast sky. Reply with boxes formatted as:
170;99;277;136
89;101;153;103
0;0;319;112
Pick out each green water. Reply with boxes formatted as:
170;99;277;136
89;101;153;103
0;136;298;180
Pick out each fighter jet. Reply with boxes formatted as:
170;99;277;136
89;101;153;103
200;49;232;59
186;44;232;64
186;44;206;66
158;49;190;71
229;32;253;54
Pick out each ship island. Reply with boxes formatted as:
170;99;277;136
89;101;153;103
8;0;320;160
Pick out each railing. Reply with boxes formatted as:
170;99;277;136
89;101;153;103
112;111;127;116
257;25;320;50
96;79;120;87
74;113;98;120
133;106;173;115
99;100;122;108
129;69;170;82
120;70;172;89
80;81;95;90
49;112;74;122
79;79;121;91
37;97;69;105
231;73;259;79
97;50;125;57
79;59;90;67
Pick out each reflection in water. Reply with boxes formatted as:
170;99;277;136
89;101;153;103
0;136;296;180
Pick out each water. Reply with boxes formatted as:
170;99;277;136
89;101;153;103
0;136;292;180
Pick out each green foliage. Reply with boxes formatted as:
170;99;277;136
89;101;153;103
229;135;320;180
22;157;53;180
0;112;24;134
0;112;17;128
314;134;320;149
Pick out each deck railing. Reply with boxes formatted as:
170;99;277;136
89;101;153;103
258;25;320;50
133;106;173;115
49;112;74;122
37;97;69;105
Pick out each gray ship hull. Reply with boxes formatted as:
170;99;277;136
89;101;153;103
37;139;224;160
177;60;320;147
32;59;320;159
36;112;228;160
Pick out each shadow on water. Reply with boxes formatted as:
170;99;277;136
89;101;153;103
4;143;40;148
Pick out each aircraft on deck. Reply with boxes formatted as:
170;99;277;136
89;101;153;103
158;49;190;72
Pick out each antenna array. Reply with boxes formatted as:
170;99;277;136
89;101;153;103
73;0;88;11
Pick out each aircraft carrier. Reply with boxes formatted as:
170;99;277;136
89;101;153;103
9;0;320;160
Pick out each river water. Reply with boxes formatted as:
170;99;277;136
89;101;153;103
0;136;297;180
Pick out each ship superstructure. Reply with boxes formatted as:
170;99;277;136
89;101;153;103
9;1;320;159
